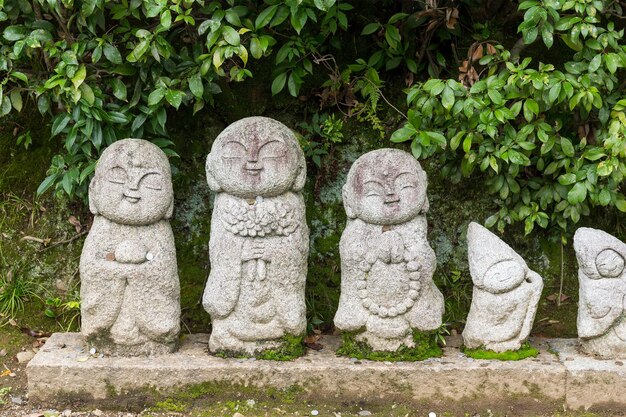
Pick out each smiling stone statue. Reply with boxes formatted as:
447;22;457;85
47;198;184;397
463;222;543;352
574;227;626;358
203;117;308;356
80;139;180;356
334;149;444;351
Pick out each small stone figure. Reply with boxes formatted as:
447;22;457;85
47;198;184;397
203;117;308;355
574;227;626;358
463;222;543;352
80;139;180;356
334;149;444;352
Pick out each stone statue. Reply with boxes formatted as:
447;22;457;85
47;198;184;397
463;222;543;352
574;227;626;358
334;148;444;351
80;139;180;356
203;117;308;355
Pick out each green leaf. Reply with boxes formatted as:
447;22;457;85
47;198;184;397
127;39;150;62
79;83;95;105
3;25;27;41
148;87;166;106
287;73;297;97
605;53;620;74
390;126;415;143
250;37;263;59
71;65;86;89
588;54;602;72
567;182;587;205
111;78;127;101
160;10;172;28
441;86;454;111
37;95;50;115
165;89;184;109
560;137;575;157
314;0;335;11
51;113;71;137
598;189;611;206
222;26;240;46
271;72;287;95
189;73;204;98
558;173;577;185
616;198;626;212
10;90;22;112
255;5;278;29
384;25;400;49
361;23;380;35
36;174;57;196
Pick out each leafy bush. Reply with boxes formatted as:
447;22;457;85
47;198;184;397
2;0;624;240
390;0;626;237
0;0;352;199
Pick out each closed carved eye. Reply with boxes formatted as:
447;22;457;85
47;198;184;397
363;180;383;197
140;172;163;190
107;167;127;184
258;140;286;159
595;249;625;278
222;141;246;159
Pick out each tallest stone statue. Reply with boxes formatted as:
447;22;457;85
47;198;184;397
203;117;309;356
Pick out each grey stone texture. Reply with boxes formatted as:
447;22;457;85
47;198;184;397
574;227;626;358
203;117;309;355
334;149;444;351
80;139;180;356
463;222;543;352
28;333;575;410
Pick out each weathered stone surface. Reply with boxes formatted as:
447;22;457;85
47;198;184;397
27;332;566;410
80;139;180;356
574;227;626;358
549;338;626;410
334;148;443;351
203;117;309;355
16;350;35;363
463;222;543;352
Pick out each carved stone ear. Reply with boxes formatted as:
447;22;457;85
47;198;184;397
343;185;357;219
88;177;98;215
165;197;174;219
421;197;430;214
205;153;221;192
292;163;307;192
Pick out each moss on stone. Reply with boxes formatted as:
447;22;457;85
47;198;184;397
214;334;305;361
462;342;539;361
336;330;442;361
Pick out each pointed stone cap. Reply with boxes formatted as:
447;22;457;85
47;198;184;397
467;222;528;289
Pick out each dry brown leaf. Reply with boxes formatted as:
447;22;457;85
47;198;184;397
68;215;82;233
445;8;459;29
471;45;484;61
486;43;497;55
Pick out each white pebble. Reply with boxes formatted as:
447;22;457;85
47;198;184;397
146;252;154;261
429;412;437;417
89;347;96;355
311;410;319;416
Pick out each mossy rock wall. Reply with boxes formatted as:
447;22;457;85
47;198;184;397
3;84;625;338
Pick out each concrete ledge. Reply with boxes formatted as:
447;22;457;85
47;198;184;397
25;333;623;411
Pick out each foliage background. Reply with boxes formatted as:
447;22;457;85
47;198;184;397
1;0;625;338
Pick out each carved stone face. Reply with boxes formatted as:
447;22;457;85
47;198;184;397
207;117;306;198
89;139;174;225
344;149;428;225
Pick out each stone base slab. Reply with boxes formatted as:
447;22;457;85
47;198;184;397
25;333;626;411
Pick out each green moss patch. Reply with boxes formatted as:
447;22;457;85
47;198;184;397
336;330;442;362
462;342;539;361
214;334;305;361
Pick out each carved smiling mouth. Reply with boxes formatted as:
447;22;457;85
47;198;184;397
123;194;141;203
244;166;264;176
384;199;400;206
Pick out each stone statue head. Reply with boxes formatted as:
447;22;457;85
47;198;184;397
468;222;532;294
574;227;626;280
89;139;174;226
343;149;428;225
206;117;306;199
